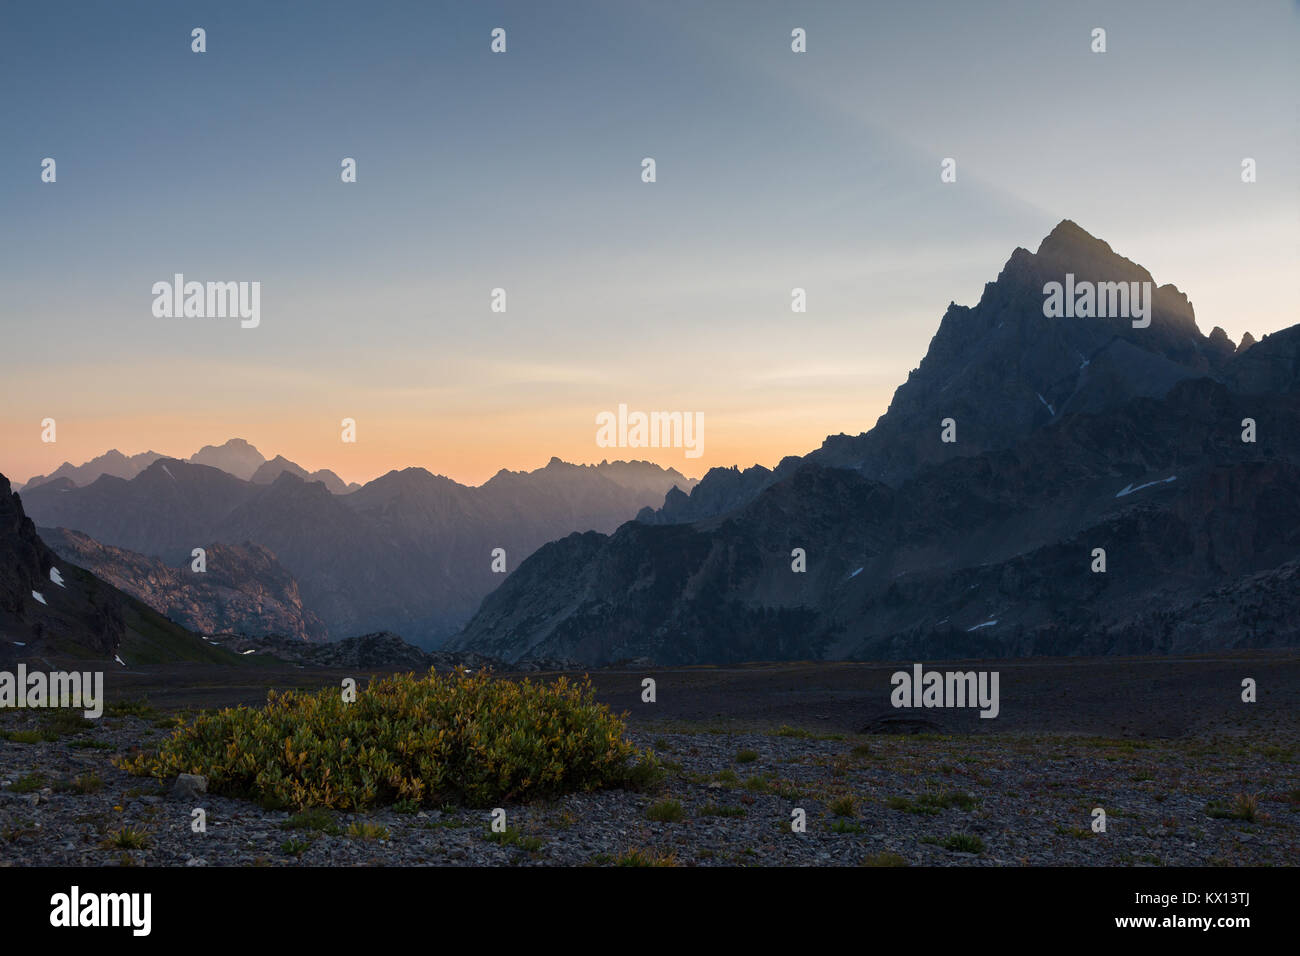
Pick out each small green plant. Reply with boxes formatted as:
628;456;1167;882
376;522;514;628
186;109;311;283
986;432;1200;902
700;803;746;818
861;851;908;867
941;833;984;853
103;827;150;850
1056;825;1094;839
2;729;56;744
280;808;340;834
107;699;159;719
918;789;977;811
392;797;420;814
8;773;46;794
646;798;685;823
736;749;759;764
345;821;389;841
828;794;857;817
831;819;864;833
773;725;812;739
281;837;312;856
55;773;104;795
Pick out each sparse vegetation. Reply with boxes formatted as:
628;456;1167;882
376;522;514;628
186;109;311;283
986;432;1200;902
106;699;159;719
615;848;677;867
646;798;686;822
861;851;908;866
484;826;543;851
280;808;340;834
1206;793;1259;822
7;773;46;794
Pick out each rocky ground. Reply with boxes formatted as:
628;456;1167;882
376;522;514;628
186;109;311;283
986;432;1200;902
1;698;1296;867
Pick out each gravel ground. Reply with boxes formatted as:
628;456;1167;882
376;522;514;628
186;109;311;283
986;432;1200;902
1;707;1296;867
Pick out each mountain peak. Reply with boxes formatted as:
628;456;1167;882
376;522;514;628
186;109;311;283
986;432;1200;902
1036;219;1112;258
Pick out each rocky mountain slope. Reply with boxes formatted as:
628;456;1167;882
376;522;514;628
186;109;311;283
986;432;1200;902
451;223;1300;665
0;475;236;666
39;530;327;642
641;220;1256;525
19;457;697;645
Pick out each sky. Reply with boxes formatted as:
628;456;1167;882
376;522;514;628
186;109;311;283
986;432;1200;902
2;0;1297;487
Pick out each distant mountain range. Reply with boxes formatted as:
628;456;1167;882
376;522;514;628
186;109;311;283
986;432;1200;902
18;456;696;646
21;438;361;494
450;221;1300;664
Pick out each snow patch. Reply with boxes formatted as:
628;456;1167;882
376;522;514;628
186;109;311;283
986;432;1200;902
50;567;65;587
849;567;863;579
114;654;126;666
31;591;46;605
12;641;25;647
1115;476;1177;498
161;464;175;480
1036;393;1055;416
966;619;998;632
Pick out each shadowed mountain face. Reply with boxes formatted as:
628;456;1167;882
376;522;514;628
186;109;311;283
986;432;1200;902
641;220;1254;526
40;530;327;643
19;457;696;646
0;475;233;666
451;224;1300;665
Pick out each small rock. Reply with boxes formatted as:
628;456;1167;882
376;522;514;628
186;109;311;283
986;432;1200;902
169;773;208;802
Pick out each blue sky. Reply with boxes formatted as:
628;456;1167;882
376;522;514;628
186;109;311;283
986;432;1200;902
2;0;1297;485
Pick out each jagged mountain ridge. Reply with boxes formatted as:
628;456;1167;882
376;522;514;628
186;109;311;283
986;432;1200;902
641;220;1257;525
24;438;361;494
450;224;1299;664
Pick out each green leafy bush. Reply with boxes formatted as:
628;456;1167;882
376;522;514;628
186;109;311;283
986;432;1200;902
119;669;655;810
